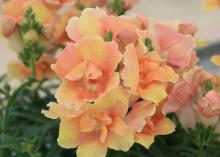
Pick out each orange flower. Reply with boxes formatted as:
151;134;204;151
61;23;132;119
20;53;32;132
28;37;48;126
126;101;175;149
53;36;122;106
42;87;134;157
41;0;76;9
7;54;55;80
121;44;179;103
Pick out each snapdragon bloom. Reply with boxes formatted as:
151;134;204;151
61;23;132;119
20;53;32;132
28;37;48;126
53;36;122;106
149;21;198;70
126;101;175;149
65;8;137;44
121;44;179;103
164;67;220;128
42;87;134;157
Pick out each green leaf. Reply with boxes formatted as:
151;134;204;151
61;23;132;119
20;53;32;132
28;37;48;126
204;80;213;93
104;31;113;42
145;38;154;51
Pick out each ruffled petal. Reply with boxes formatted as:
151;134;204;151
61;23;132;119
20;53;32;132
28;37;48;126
121;44;139;93
139;83;167;103
57;119;80;149
77;141;107;157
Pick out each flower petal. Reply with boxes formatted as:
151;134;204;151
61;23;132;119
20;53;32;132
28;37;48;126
77;141;107;157
91;87;129;117
139;83;167;103
155;118;175;135
108;131;134;152
121;44;139;93
135;133;155;149
57;119;80;149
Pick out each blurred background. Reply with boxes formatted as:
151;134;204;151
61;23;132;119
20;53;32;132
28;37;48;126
0;0;220;74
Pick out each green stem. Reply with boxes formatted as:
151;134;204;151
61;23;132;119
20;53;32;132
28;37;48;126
30;57;36;78
1;78;35;133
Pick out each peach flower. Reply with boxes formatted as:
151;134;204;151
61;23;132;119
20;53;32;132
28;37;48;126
7;54;55;80
65;8;137;44
53;36;122;106
211;55;220;67
149;21;198;70
42;87;134;157
125;101;175;149
121;44;179;103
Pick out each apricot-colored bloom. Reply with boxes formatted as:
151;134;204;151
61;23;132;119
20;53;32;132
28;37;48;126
7;54;55;80
149;21;198;70
211;55;220;67
66;8;138;43
66;8;107;42
53;36;122;106
121;44;179;103
42;87;134;157
126;101;175;149
203;0;220;11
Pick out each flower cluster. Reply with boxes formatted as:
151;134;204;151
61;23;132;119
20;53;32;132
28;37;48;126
42;8;201;157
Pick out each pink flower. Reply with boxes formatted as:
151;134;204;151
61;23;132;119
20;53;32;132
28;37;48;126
149;21;198;70
53;36;122;106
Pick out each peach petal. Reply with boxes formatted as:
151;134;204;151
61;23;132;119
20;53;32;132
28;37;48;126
167;35;194;68
42;102;84;119
80;114;97;132
64;61;87;81
108;131;134;151
121;44;139;93
53;43;82;76
77;141;107;157
135;133;155;149
100;126;108;143
152;22;181;52
1;15;17;37
139;83;167;103
55;81;78;107
77;36;122;73
57;119;80;149
155;118;175;135
126;101;156;132
164;65;179;83
110;117;131;136
91;87;129;117
211;55;220;67
66;8;105;42
164;81;192;114
205;90;220;109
